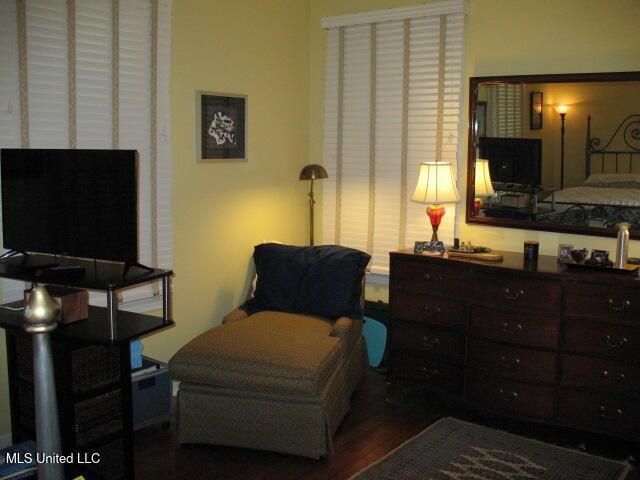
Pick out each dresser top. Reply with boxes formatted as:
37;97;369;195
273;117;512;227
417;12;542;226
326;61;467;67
390;249;640;283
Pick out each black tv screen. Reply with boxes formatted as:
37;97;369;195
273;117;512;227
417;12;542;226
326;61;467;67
479;137;542;187
0;149;138;263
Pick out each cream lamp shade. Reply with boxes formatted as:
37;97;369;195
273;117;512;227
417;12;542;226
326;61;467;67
474;159;495;196
411;162;460;204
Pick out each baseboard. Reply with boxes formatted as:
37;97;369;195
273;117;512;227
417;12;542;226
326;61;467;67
0;432;12;449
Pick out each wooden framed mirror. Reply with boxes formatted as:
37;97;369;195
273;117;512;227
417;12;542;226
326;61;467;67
466;71;640;239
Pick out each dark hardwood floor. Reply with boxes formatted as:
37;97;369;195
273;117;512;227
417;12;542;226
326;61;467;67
135;369;639;480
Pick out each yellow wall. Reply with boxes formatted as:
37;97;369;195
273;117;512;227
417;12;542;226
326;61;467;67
0;0;310;439
309;0;640;302
142;0;310;362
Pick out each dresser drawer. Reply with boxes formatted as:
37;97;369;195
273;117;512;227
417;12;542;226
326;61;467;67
391;321;465;364
389;352;464;393
470;271;561;313
467;371;556;419
561;354;640;394
392;291;466;329
469;306;559;349
559;390;640;439
468;339;557;383
566;282;640;319
391;259;468;297
564;317;640;361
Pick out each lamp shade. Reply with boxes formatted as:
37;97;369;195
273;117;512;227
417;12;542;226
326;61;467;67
411;162;460;204
299;164;328;180
474;159;495;196
555;104;569;114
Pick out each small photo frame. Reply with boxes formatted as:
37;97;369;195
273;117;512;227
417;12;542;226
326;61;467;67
591;249;610;264
196;91;247;161
530;91;543;130
558;243;573;262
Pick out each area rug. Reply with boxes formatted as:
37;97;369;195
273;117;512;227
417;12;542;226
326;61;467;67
350;417;630;480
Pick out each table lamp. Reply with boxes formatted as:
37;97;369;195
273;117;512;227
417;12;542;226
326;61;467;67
299;164;328;246
473;158;494;216
411;161;460;242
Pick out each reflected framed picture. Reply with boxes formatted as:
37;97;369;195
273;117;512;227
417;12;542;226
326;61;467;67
196;91;247;162
530;91;543;130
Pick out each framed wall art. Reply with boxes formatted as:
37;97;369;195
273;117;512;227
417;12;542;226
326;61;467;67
530;91;543;130
196;91;247;161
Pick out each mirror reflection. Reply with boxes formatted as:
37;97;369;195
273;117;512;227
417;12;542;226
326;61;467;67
470;79;640;233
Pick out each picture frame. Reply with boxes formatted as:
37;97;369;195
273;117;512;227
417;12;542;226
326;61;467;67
557;243;573;262
530;91;543;130
196;91;247;162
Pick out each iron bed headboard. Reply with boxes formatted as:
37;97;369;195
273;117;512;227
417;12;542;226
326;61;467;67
585;114;640;178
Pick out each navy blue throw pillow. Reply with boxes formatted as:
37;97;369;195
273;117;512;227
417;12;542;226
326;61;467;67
242;243;309;315
296;246;370;319
241;243;370;319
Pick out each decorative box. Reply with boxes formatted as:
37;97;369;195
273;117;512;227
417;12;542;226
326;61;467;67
24;286;89;324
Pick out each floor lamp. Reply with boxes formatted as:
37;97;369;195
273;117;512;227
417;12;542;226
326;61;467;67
299;164;328;246
555;105;568;189
24;285;64;480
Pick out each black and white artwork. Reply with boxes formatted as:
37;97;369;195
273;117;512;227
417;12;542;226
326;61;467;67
198;92;247;161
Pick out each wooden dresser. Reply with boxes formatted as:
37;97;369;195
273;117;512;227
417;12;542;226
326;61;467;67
388;249;640;442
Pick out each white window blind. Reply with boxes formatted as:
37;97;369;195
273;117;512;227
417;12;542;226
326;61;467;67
486;84;523;138
0;0;24;302
322;1;466;274
0;0;173;309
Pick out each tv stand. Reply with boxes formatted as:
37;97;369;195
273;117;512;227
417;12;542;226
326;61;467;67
0;249;27;260
0;253;174;480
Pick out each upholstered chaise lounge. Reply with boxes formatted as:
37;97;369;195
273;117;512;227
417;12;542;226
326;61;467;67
169;244;369;458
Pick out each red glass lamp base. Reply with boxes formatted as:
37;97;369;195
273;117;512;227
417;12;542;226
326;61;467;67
426;204;446;242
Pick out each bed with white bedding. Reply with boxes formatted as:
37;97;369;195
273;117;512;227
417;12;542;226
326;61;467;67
551;173;640;207
536;112;640;228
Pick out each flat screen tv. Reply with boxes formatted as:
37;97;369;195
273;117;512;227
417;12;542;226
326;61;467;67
479;137;542;187
0;149;138;263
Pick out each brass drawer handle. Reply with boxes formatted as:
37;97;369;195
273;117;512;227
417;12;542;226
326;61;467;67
422;336;440;348
503;287;524;300
601;370;627;384
424;273;443;285
419;366;440;378
498;388;519;402
501;322;523;334
604;334;628;349
499;355;520;369
423;305;441;317
608;298;631;312
599;405;623;420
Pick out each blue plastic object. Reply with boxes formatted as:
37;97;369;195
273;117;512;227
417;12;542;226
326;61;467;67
130;339;144;370
362;316;387;368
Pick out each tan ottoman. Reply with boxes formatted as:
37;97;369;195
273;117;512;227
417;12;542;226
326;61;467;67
169;311;366;458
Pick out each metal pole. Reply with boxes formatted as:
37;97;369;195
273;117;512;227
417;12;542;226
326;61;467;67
24;285;63;480
162;275;172;324
33;334;64;480
309;178;315;246
560;112;566;190
107;287;118;341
